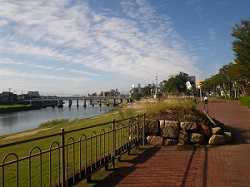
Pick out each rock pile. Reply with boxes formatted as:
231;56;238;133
146;119;232;146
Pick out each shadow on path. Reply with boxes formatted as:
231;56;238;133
93;147;161;187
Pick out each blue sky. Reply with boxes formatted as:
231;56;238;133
0;0;249;96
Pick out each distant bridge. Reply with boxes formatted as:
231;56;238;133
19;96;133;108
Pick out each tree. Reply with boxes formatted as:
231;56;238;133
231;19;250;95
129;88;141;100
141;86;151;97
109;89;116;97
160;75;187;94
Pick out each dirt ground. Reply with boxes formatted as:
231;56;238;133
2;128;50;140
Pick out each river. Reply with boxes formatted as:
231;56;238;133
0;101;115;136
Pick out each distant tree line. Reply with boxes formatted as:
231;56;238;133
130;74;196;100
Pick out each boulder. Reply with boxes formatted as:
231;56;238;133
209;134;227;145
212;127;223;134
200;124;211;136
180;122;199;132
147;136;163;146
164;139;177;146
145;119;159;136
178;130;189;145
224;132;232;143
189;133;204;144
160;120;179;139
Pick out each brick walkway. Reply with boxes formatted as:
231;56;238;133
94;100;250;187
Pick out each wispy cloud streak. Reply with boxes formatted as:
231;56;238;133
0;0;202;94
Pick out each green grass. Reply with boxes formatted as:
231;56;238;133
240;95;250;108
0;104;32;109
38;119;69;128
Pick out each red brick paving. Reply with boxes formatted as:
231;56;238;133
95;99;250;187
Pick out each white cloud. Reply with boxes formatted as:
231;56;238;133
0;0;202;94
0;68;89;82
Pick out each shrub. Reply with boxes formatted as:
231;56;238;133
240;96;250;108
144;98;195;118
39;119;69;128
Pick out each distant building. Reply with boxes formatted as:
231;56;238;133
132;84;142;93
0;91;18;104
26;91;40;99
101;89;121;97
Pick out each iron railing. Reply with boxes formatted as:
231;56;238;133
0;114;145;187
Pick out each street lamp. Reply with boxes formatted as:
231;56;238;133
198;83;202;103
155;76;158;95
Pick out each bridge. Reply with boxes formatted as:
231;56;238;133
19;96;133;108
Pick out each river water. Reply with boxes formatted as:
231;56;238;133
0;101;115;136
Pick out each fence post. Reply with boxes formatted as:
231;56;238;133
61;128;66;187
136;115;140;150
112;119;116;169
143;113;146;146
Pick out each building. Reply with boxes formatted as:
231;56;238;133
0;91;18;104
27;91;40;98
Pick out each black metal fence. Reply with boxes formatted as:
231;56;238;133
0;114;145;187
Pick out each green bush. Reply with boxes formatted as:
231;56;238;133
240;96;250;108
38;119;69;128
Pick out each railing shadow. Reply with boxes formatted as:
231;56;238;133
92;146;161;187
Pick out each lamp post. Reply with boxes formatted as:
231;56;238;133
155;76;158;95
198;84;202;103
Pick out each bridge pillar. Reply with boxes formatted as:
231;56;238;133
69;100;72;108
113;99;116;106
90;99;94;106
76;100;79;107
99;99;102;107
120;99;123;103
83;99;86;107
58;99;63;108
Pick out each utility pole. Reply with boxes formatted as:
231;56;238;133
8;88;11;104
155;76;158;95
198;83;202;103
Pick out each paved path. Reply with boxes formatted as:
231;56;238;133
94;100;250;187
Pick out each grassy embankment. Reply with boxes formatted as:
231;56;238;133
0;98;195;186
240;95;250;108
0;104;42;113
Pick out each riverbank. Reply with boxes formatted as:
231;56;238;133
0;104;44;114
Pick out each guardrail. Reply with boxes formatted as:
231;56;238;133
0;114;145;187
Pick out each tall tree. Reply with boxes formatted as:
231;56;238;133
160;75;187;94
231;19;250;95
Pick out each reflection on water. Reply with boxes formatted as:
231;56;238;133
0;101;115;136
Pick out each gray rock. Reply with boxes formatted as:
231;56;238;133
145;119;159;136
147;136;163;146
164;139;177;146
212;127;223;134
200;124;211;136
160;120;179;139
180;122;199;132
178;130;189;145
209;134;227;145
224;132;232;143
189;133;204;144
